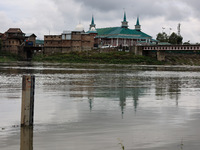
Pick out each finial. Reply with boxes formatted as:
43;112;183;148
121;9;128;28
136;16;140;26
123;9;127;22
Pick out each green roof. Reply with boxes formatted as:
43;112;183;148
151;39;158;42
158;42;171;45
36;39;44;45
96;27;152;39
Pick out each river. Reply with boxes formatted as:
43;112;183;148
1;62;200;150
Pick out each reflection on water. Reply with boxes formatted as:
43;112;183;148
20;127;33;150
1;62;200;150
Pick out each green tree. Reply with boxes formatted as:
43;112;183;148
168;32;183;44
156;32;169;42
183;41;190;45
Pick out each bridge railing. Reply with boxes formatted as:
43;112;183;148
142;45;200;51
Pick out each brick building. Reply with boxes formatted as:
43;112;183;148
0;28;25;54
44;23;97;54
0;28;37;56
25;33;37;46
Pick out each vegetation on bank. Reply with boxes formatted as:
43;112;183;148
2;50;200;66
0;51;21;62
32;51;164;65
166;56;200;66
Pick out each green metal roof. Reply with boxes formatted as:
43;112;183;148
96;27;151;39
87;30;97;34
158;42;171;45
151;39;158;42
36;40;44;45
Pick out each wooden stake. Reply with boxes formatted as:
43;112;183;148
20;127;33;150
21;75;35;126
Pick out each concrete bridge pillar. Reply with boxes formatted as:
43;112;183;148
134;46;143;56
157;50;165;61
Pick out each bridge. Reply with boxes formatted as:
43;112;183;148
143;45;200;51
135;45;200;61
23;46;43;60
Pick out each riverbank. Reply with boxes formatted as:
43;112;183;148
32;51;164;65
0;52;20;62
1;51;200;66
166;55;200;65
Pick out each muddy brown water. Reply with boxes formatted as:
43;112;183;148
1;62;200;150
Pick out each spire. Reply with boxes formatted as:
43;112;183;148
89;15;96;30
135;16;141;31
123;11;127;22
91;15;94;25
136;16;140;26
121;11;128;28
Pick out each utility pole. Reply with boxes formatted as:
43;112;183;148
177;23;181;36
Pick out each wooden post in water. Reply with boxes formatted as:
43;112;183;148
20;127;33;150
21;75;35;127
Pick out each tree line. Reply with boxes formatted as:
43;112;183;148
156;32;183;44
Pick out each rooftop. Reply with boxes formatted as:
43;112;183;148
96;27;152;39
6;28;24;34
25;33;37;37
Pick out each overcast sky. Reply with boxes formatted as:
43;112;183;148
0;0;200;43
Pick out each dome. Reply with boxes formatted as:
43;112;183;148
62;30;71;34
88;26;97;34
74;23;84;31
90;27;96;31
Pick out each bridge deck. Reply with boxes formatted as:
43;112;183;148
142;45;200;51
24;46;43;51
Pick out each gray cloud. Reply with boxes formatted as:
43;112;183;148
0;0;200;42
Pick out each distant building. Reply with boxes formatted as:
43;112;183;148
35;39;44;47
1;28;25;54
90;12;154;47
44;23;97;54
0;28;41;60
0;33;3;38
25;33;37;46
0;28;38;55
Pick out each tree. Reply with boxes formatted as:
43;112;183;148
183;41;190;45
168;32;183;44
156;32;169;42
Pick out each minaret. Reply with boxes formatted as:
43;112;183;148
135;16;141;31
121;11;128;28
89;15;96;30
